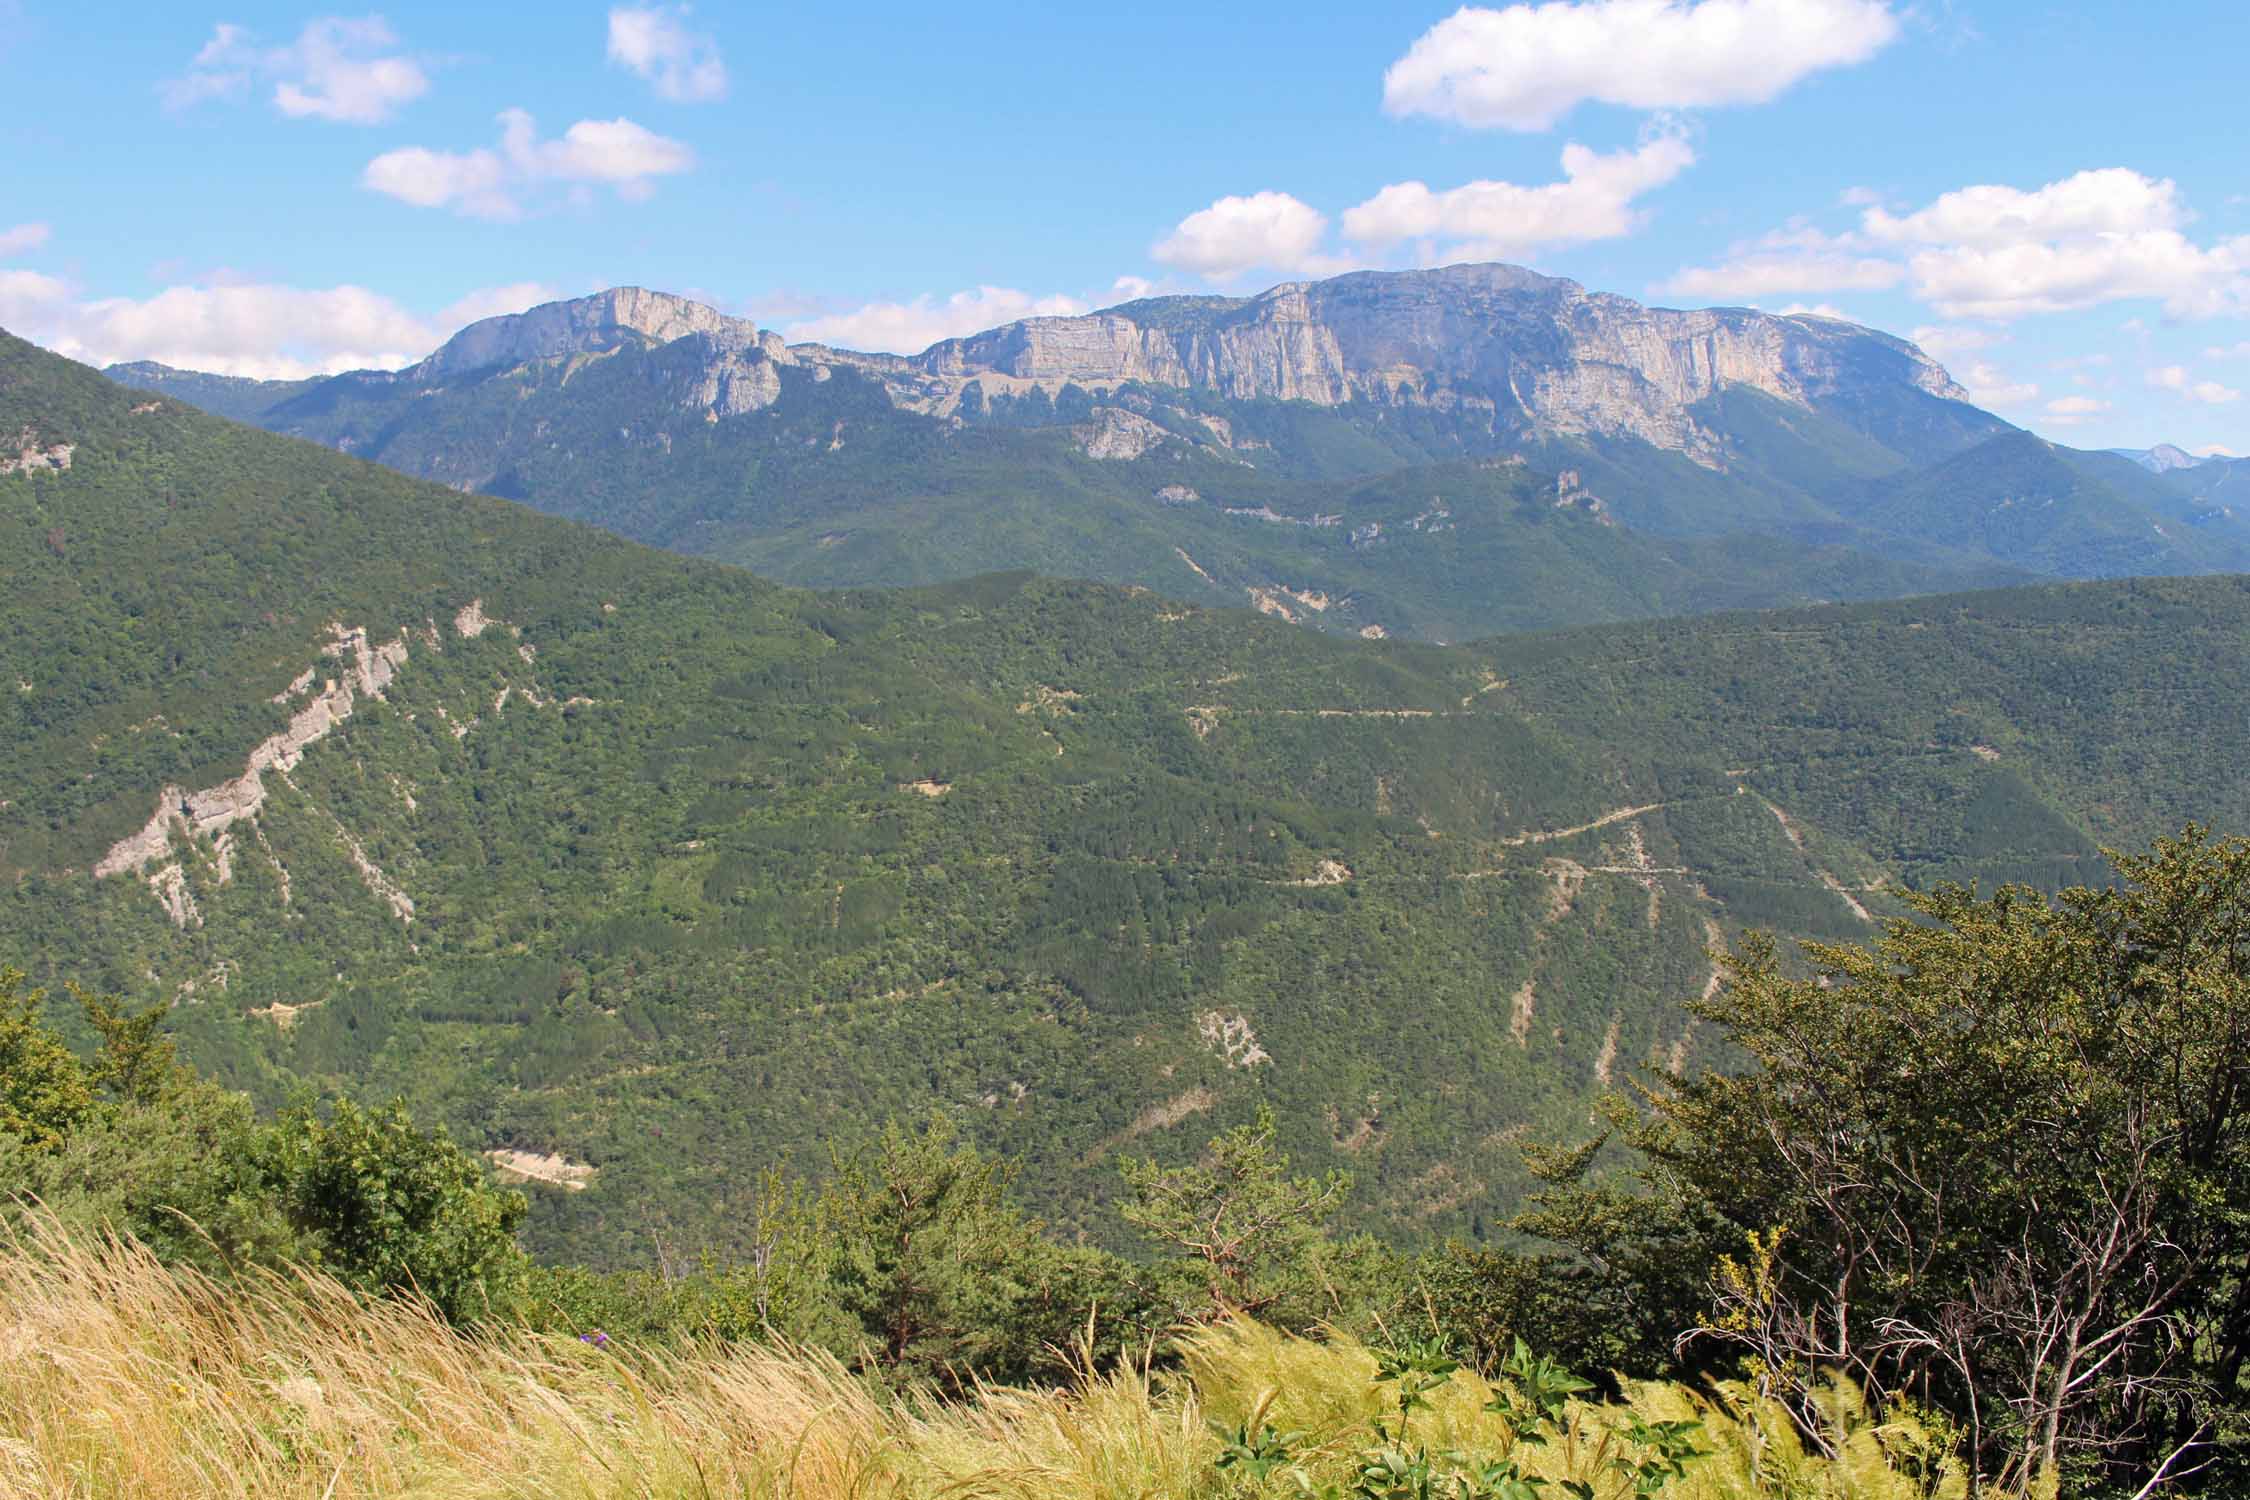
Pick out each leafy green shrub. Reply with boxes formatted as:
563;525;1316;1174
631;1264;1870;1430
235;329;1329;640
255;1096;529;1324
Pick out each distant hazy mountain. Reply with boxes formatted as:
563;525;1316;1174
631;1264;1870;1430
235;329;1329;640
2110;443;2209;474
103;361;319;424
109;265;2250;637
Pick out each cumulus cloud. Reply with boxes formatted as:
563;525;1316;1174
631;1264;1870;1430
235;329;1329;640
1774;303;1859;320
2192;444;2241;458
607;5;727;102
1152;192;1351;281
1866;169;2250;319
2209;341;2250;360
1864;168;2184;248
166;15;429;123
1383;0;1898;131
1342;132;1694;264
363;108;694;218
1658;222;1900;300
1960;360;2037;407
788;285;1095;355
0;268;72;320
2042;394;2109;425
2147;365;2242;405
0;275;554;380
0;222;50;258
1687;168;2250;325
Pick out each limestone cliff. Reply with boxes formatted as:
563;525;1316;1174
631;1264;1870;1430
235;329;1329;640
872;264;1973;464
381;271;1975;468
408;287;768;382
279;271;1977;471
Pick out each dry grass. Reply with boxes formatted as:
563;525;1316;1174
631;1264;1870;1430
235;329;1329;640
0;1219;1970;1498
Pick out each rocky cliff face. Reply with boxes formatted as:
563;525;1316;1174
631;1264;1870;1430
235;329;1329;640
410;287;773;381
388;270;1974;468
886;265;1972;464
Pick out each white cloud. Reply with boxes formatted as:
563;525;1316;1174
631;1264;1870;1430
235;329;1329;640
1910;323;2000;360
1839;185;1884;208
2042;394;2108;425
1383;0;1898;131
0;222;51;258
2147;365;2241;405
1864;168;2184;247
1;275;555;380
166;16;429;124
1774;303;1858;320
2192;444;2240;458
788;286;1094;355
607;5;727;102
1342;132;1694;263
363;109;694;218
1659;222;1900;299
1960;360;2037;407
1152;192;1350;281
433;282;558;329
2209;341;2250;360
1865;169;2250;320
363;145;511;215
0;268;72;319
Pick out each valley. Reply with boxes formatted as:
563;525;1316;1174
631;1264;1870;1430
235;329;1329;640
13;325;2250;1269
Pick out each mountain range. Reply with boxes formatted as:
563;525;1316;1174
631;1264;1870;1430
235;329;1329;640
13;320;2250;1266
107;264;2250;643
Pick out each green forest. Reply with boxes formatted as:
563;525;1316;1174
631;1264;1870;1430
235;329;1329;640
13;320;2250;1491
10;827;2248;1496
13;328;2250;1275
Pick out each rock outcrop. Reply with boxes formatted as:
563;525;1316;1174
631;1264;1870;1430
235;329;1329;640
688;330;791;417
2;427;73;475
96;622;412;890
1075;406;1172;460
407;287;765;382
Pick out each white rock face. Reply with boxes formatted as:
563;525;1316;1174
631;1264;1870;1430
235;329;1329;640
96;623;412;879
2;428;74;475
1075;407;1173;460
832;264;1974;464
410;287;763;381
690;334;788;416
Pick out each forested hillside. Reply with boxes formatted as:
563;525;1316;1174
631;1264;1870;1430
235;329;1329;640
16;327;2250;1269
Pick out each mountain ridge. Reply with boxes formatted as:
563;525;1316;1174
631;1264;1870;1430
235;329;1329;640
113;263;1987;472
99;263;2250;643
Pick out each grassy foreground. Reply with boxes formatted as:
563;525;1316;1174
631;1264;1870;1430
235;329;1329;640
0;1222;1969;1499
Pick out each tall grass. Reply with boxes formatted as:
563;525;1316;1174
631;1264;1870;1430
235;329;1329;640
0;1219;1971;1498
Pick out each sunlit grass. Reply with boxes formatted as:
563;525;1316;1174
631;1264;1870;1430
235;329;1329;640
0;1218;1972;1498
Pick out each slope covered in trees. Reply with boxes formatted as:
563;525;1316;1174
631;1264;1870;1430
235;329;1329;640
14;326;2250;1273
10;831;2247;1497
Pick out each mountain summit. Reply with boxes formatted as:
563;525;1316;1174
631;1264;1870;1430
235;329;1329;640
406;286;774;381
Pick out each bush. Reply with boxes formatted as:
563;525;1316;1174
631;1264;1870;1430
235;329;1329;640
256;1096;529;1324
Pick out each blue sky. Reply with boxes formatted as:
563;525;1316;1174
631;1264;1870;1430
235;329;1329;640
1;0;2245;453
